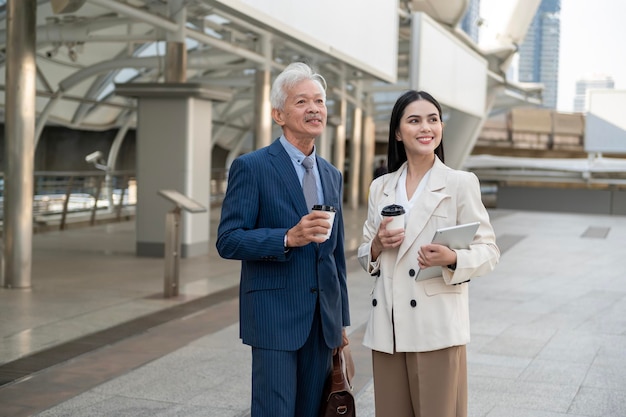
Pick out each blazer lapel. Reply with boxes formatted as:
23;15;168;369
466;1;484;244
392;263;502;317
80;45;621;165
397;159;450;261
377;165;402;212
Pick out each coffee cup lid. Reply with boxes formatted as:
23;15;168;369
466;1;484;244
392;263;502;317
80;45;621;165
312;204;336;212
381;204;405;216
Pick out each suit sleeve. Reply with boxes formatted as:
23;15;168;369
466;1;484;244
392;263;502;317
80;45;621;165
216;157;289;262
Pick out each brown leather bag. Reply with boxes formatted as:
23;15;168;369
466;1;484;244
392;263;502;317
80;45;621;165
319;347;356;417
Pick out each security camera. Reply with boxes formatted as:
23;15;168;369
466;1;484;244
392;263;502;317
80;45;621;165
85;151;104;164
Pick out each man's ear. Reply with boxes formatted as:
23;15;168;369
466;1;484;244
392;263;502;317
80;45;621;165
272;108;285;126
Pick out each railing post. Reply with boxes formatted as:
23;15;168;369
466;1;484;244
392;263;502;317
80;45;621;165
116;175;128;221
158;189;206;298
163;206;181;297
60;176;74;230
90;175;104;226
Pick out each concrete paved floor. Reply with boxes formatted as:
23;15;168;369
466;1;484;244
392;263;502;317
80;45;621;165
1;206;625;417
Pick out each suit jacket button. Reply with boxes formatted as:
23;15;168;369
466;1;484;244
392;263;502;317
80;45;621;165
410;299;417;308
372;299;378;307
310;287;318;294
409;269;416;277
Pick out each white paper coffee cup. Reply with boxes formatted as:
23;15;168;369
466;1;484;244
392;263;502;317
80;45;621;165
386;213;405;230
381;204;405;231
312;205;336;240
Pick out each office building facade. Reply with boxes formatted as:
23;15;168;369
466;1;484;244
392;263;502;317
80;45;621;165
518;0;561;109
573;75;615;113
460;0;481;43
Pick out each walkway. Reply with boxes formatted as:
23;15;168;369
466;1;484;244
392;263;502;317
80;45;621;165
1;206;625;416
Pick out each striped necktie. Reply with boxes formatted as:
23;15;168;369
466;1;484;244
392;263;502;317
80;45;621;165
302;156;318;211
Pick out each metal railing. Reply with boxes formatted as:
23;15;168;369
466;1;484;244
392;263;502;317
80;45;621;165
0;168;230;232
0;171;137;231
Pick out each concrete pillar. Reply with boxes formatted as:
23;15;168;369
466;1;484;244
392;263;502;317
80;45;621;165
2;0;36;288
116;83;231;258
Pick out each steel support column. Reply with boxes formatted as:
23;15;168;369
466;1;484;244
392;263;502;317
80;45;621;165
2;0;36;288
347;105;362;210
254;68;272;149
165;0;187;83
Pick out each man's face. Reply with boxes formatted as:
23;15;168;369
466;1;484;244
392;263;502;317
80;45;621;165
272;79;327;141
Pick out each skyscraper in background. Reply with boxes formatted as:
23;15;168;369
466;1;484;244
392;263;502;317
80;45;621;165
518;0;561;109
573;75;615;113
460;0;481;43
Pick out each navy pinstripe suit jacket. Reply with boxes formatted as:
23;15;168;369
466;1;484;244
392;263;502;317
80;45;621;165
216;139;350;351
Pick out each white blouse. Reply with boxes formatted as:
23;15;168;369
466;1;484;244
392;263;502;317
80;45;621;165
396;165;432;218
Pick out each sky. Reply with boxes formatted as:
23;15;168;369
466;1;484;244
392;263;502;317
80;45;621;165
480;0;625;112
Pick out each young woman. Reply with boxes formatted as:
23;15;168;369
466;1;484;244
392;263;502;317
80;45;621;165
357;90;500;417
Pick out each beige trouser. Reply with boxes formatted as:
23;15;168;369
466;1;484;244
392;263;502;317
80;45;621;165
372;345;467;417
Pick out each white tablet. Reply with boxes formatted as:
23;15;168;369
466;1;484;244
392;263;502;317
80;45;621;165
415;222;480;281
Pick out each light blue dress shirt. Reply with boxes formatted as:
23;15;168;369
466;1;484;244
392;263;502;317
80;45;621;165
279;136;325;204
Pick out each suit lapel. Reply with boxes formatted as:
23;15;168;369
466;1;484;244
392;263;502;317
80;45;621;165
268;139;309;216
317;158;338;208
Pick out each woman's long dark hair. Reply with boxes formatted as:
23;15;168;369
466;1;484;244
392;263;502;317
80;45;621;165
387;90;445;172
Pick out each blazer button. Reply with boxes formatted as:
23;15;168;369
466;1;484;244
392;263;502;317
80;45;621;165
372;299;378;307
410;299;417;308
408;269;416;277
310;287;318;294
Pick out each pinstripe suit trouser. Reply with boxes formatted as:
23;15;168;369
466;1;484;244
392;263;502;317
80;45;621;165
251;302;333;417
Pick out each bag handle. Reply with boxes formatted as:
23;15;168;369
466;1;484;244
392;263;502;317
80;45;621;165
330;350;352;393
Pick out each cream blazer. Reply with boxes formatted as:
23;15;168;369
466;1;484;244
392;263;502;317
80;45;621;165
357;158;499;353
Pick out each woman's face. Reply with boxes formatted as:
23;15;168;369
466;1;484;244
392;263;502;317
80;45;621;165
395;99;443;157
